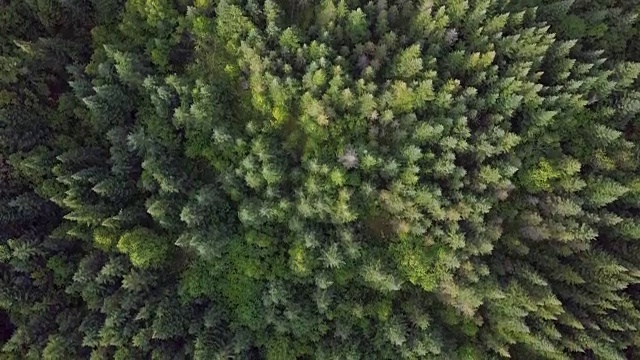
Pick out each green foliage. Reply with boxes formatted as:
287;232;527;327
3;0;640;358
93;227;119;250
117;228;170;268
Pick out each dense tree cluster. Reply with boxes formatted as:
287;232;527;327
2;0;640;359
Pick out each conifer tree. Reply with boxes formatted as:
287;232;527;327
3;0;640;358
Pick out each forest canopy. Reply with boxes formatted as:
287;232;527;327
1;0;640;359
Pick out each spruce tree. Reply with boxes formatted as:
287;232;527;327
3;0;640;359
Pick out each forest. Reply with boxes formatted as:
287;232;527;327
1;0;640;359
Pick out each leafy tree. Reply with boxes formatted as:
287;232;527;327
117;228;171;268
